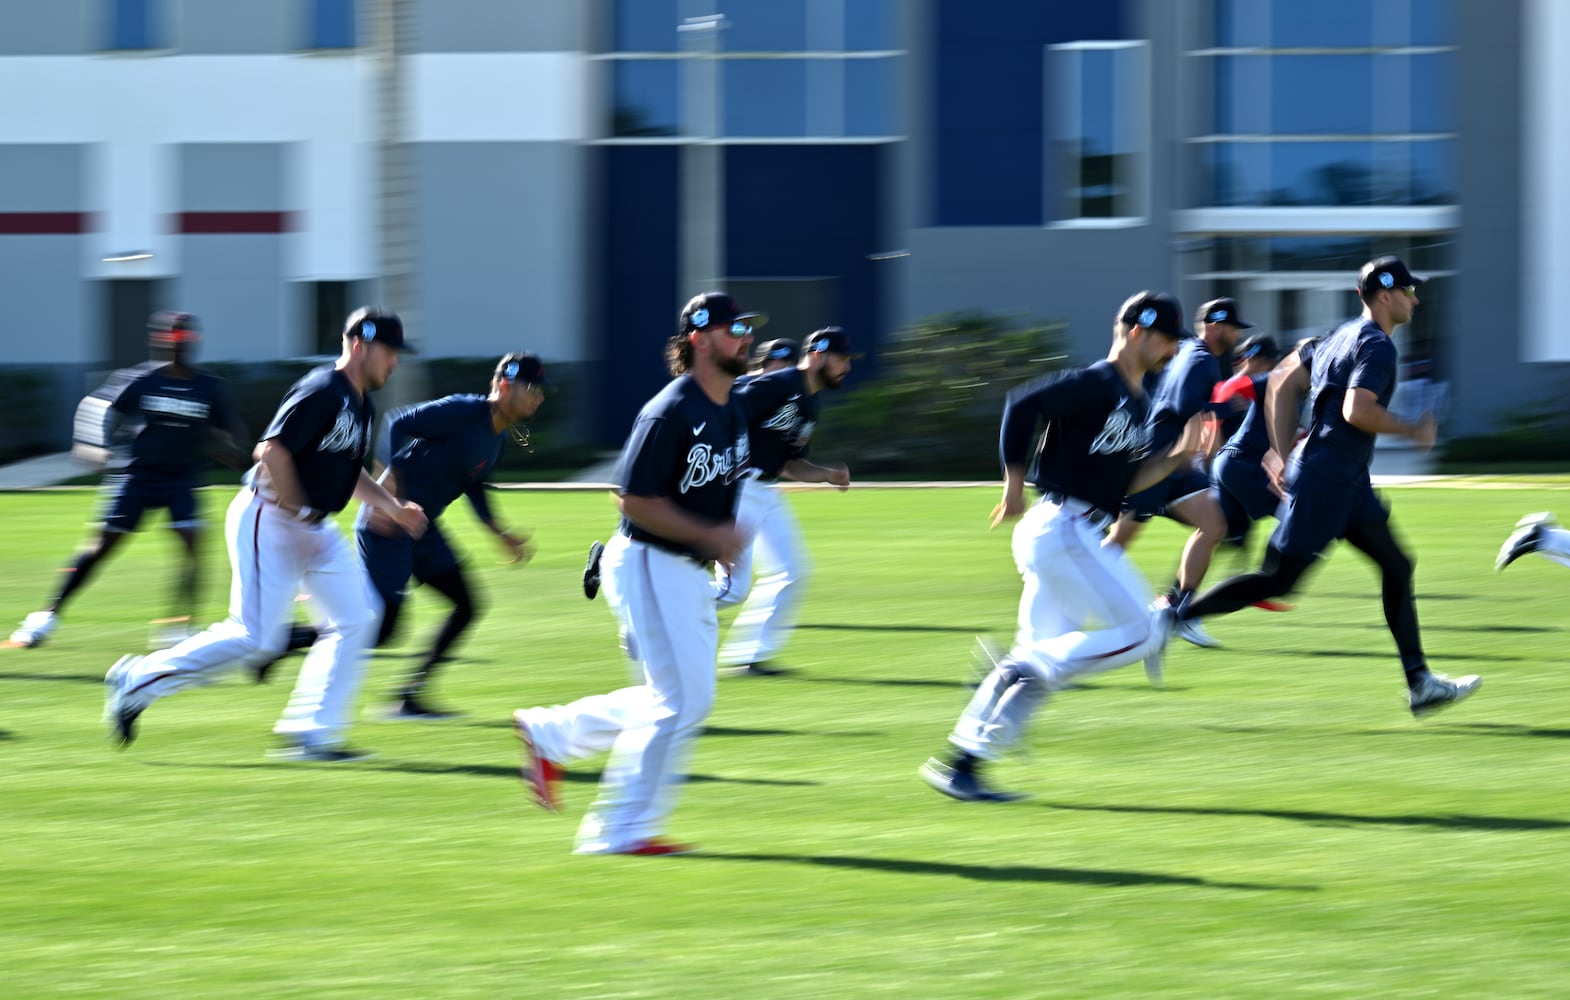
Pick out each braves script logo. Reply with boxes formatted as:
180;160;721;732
1090;406;1143;455
319;405;367;455
679;431;750;493
761;401;799;434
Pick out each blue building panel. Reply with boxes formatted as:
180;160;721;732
931;1;1128;226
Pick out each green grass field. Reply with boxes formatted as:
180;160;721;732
4;481;1570;999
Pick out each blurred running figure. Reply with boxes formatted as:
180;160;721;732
1497;513;1570;570
9;312;243;650
103;308;427;760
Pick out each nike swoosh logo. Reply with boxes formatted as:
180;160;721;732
692;422;707;435
788;394;801;401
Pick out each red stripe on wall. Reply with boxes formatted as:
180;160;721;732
0;212;90;235
175;211;294;234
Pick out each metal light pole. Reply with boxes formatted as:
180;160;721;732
679;14;727;296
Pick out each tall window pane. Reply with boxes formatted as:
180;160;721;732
109;0;161;50
310;0;356;49
1271;57;1372;134
845;57;899;136
612;61;680;137
615;0;679;51
1269;142;1375;206
726;3;807;51
723;60;808;137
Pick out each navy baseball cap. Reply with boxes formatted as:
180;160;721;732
495;352;546;386
1117;291;1194;340
803;326;859;356
345;306;417;353
1198;297;1253;329
753;338;800;365
1235;334;1280;364
680;292;768;334
148;310;200;344
1357;256;1427;296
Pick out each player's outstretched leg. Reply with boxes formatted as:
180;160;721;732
1496;512;1560;571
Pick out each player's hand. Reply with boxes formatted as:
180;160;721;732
826;464;851;492
393;501;428;539
989;490;1026;529
1262;449;1287;498
364;505;400;537
1408;412;1438;452
704;523;748;567
496;529;533;565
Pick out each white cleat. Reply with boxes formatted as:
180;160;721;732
1143;603;1176;687
9;610;58;648
1175;618;1223;649
1495;512;1556;571
1409;671;1482;718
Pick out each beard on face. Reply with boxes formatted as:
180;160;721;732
717;349;749;377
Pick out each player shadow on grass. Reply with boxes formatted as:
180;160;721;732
0;671;106;685
795;623;999;634
698;853;1314;892
1043;800;1570;832
1293;648;1528;662
138;759;821;788
466;720;882;739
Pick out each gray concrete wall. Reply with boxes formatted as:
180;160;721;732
175;1;298;55
0;0;92;54
413;0;591;52
415;142;588;362
1451;0;1570;435
175;143;291;360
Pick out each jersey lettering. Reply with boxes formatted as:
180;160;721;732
678;432;750;494
142;395;212;421
319;405;367;454
1090;407;1142;455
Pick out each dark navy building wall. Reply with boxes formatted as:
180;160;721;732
725;143;887;379
931;1;1127;226
596;144;681;445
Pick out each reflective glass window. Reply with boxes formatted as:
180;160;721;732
1204;143;1270;206
723;60;809;137
1270;57;1371;134
1053;43;1147;219
611;61;681;137
845;57;899;136
109;0;162;49
726;3;807;51
1408;139;1457;205
1214;0;1455;49
615;0;679;51
310;0;356;49
1269;0;1373;47
1409;53;1455;133
845;0;899;50
1269;142;1375;205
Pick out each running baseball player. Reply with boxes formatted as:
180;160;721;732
1104;298;1249;650
1171;257;1479;717
715;326;854;676
359;352;544;718
512;291;756;855
921;291;1206;802
9;312;244;650
1497;513;1570;570
1210;333;1283;550
102;307;427;760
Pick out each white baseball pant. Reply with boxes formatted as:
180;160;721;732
114;488;381;749
950;497;1162;759
527;533;717;854
714;477;810;666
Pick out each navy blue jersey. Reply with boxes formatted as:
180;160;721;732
734;367;819;480
618;374;750;559
1216;373;1271;461
98;362;235;475
1146;339;1226;452
1299;319;1395;480
377;394;506;523
1002;360;1150;518
257;364;374;513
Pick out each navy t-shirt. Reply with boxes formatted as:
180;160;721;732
618;374;750;559
1223;338;1319;462
734;367;819;480
370;394;506;523
256;365;374;514
1298;319;1395;481
1146;339;1225;453
96;362;235;476
1002;360;1151;519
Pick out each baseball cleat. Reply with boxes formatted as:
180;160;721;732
603;837;697;857
266;742;376;763
1495;512;1556;571
1143;602;1176;687
382;697;465;721
720;661;788;677
582;540;605;600
514;711;564;811
103;654;143;748
1175;618;1222;649
919;757;1025;802
9;610;58;648
1408;671;1482;718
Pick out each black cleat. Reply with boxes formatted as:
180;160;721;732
919;757;1026;802
382;697;464;721
721;661;789;678
1496;513;1555;571
583;541;605;600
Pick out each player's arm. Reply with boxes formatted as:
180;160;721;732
991;374;1080;527
779;457;850;491
254;438;311;516
464;483;532;564
1263;352;1310;459
1340;340;1436;449
352;468;428;537
1127;414;1207;494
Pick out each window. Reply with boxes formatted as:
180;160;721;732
309;281;351;356
309;0;356;50
1048;41;1149;222
108;0;163;50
